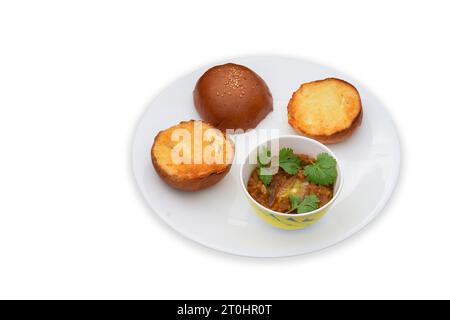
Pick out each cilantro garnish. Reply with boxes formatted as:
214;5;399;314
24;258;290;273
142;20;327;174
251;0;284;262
257;147;271;167
257;167;272;186
256;147;302;186
257;147;272;187
288;194;320;214
304;153;337;186
278;148;301;175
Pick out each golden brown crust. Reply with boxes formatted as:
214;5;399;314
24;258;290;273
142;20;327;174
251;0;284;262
290;108;363;144
287;78;363;144
194;63;273;131
151;120;234;191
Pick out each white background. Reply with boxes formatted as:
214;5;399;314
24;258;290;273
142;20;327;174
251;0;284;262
0;0;449;299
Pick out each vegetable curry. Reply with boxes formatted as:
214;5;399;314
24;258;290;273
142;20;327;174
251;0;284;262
246;149;337;214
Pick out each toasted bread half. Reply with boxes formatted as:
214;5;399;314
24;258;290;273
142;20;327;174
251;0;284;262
287;78;362;144
151;120;234;191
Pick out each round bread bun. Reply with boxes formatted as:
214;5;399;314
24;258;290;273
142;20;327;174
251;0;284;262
287;78;363;144
151;120;234;191
194;63;273;131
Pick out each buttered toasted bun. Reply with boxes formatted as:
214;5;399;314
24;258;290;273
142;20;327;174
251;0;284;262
287;78;362;144
151;120;234;191
194;63;273;131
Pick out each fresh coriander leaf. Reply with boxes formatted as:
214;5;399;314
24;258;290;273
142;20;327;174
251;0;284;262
258;166;272;187
316;153;337;168
288;194;301;212
279;147;294;160
257;146;271;167
304;153;337;186
288;194;320;214
278;147;301;175
296;195;320;214
257;147;273;186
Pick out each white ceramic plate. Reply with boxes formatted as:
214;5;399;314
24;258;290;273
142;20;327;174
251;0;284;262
132;55;401;257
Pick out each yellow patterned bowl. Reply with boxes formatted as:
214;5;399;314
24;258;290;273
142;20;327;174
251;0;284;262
240;135;343;230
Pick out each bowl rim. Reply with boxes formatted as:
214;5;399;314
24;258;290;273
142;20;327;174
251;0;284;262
239;135;343;217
